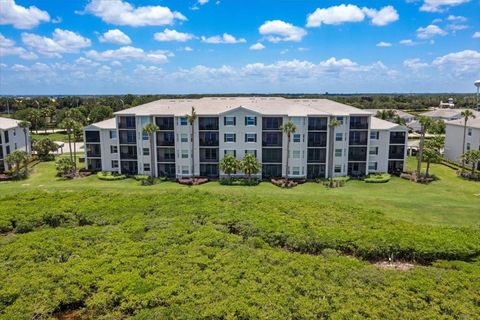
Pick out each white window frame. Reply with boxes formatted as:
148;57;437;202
181;150;189;159
245;116;256;126
293;134;301;143
225;133;236;143
180;133;188;142
225;116;235;126
245;133;256;143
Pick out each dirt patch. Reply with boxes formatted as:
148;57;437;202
375;261;415;271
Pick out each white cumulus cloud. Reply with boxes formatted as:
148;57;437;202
306;4;398;27
420;0;471;12
416;25;447;39
473;32;480;39
0;33;38;60
86;46;172;63
154;29;195;42
404;58;429;69
201;33;246;44
99;29;131;45
0;0;50;29
22;28;91;57
250;42;266;50
83;0;186;27
376;41;392;47
259;20;307;42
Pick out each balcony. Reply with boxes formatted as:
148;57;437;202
262;117;283;130
200;148;219;162
158;163;176;178
155;117;174;131
86;144;101;158
199;117;219;131
157;148;175;162
119;130;136;144
349;131;368;146
118;116;136;129
307;148;326;163
85;131;100;143
308;117;328;131
262;148;282;163
262;132;282;147
389;145;405;160
348;147;367;161
120;146;137;160
350;116;369;130
156;132;175;146
390;132;406;144
199;132;219;146
308;132;327;147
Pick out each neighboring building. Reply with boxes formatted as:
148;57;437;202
439;98;455;108
445;117;480;169
365;109;415;124
83;97;408;179
0;117;30;172
420;108;465;121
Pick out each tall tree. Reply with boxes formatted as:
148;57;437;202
60;118;78;168
328;118;340;185
416;116;432;177
142;122;159;177
462;150;480;176
422;138;443;177
460;110;476;172
18;120;30;153
27;109;41;134
186;107;198;178
280;121;297;182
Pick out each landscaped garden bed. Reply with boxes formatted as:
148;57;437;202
364;173;391;183
271;178;306;188
219;177;260;186
177;177;209;185
96;171;127;181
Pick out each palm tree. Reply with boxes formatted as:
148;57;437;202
27;109;41;134
18;120;31;153
186;107;198;178
5;150;28;176
328;118;340;185
416;116;432;177
60;118;78;168
280;121;297;182
142;122;159;177
460;110;476;172
462;150;480;176
241;153;260;182
219;154;238;180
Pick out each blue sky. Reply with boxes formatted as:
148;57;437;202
0;0;479;94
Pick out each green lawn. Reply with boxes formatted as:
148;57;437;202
31;131;73;142
1;157;479;319
1;157;478;226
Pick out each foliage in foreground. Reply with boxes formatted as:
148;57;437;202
0;190;479;319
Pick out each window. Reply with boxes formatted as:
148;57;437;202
292;150;301;159
14;143;17;150
245;150;257;157
4;131;8;143
291;117;303;126
292;167;300;175
143;148;150;156
245;116;257;126
180;117;188;126
224;133;236;142
245;133;257;143
110;145;118;153
13;129;16;136
144;163;150;171
370;131;379;140
466;143;471;151
369;146;378;155
224;116;236;126
335;133;343;141
335;149;342;157
142;132;149;141
182;166;189;174
181;150;189;159
181;133;188;142
336;117;344;125
369;162;378;171
334;165;342;173
293;134;301;142
468;128;472;136
111;160;119;169
224;150;236;157
110;130;117;139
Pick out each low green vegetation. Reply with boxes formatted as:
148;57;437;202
96;171;127;181
365;173;391;183
0;157;479;318
31;131;72;143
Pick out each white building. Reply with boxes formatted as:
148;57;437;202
83;97;408;179
445;116;480;168
0;117;30;172
365;109;415;124
420;108;465;121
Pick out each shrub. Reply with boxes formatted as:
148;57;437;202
55;158;76;178
177;177;209;185
317;176;349;188
365;173;391;183
271;178;298;188
140;176;157;186
96;172;127;181
134;175;150;181
219;177;261;186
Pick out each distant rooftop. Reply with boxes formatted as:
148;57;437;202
86;118;116;129
370;117;407;131
364;109;415;119
114;97;372;117
0;117;21;130
420;108;464;118
447;116;480;129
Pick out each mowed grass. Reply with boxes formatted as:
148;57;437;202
1;157;478;226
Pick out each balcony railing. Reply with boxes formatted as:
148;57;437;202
389;146;405;159
350;117;369;130
348;147;367;161
308;132;327;147
262;132;282;147
308;117;328;131
349;131;368;146
118;116;136;129
199;132;219;146
120;152;137;160
390;132;406;144
156;132;175;146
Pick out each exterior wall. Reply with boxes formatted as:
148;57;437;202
445;124;480;163
369;129;390;173
332;116;350;177
0;126;30;172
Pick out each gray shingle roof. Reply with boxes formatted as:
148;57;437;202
0;117;21;130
